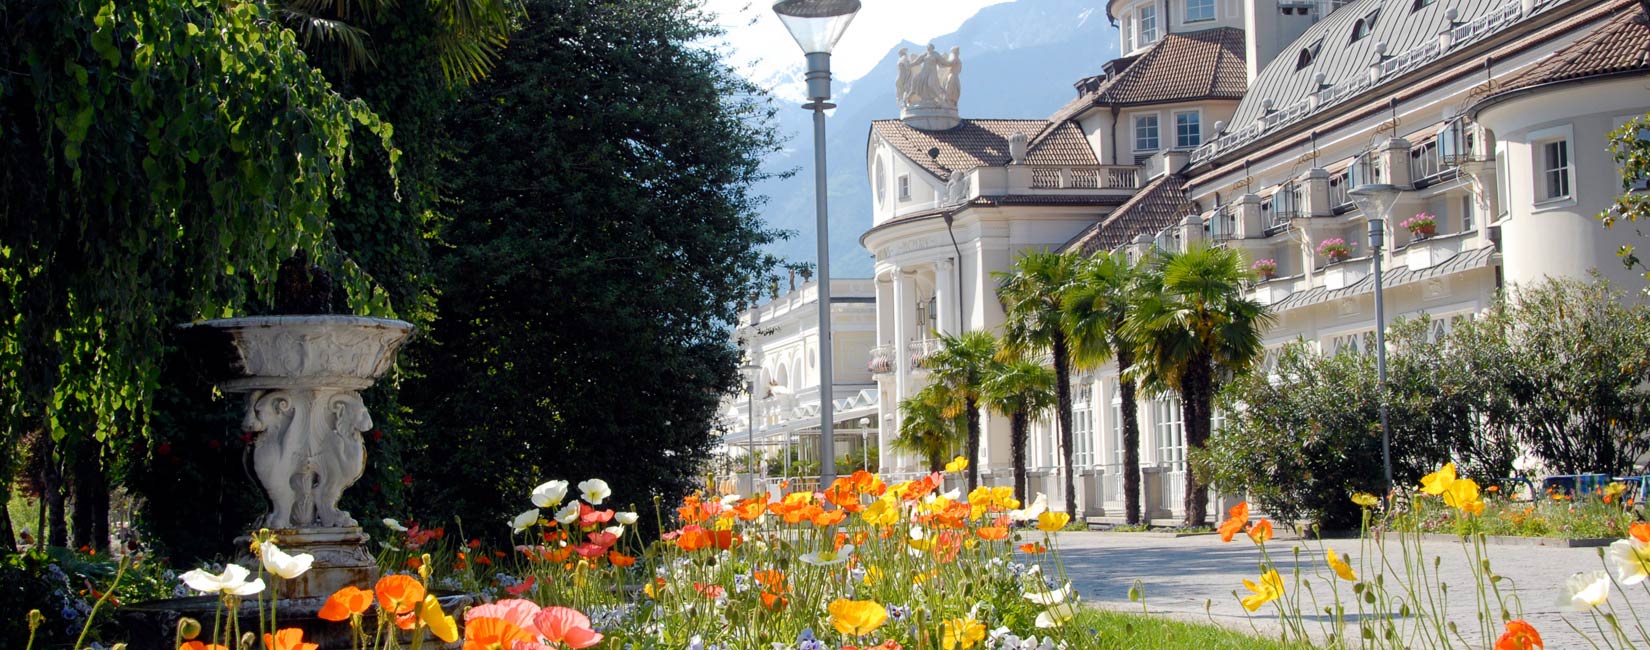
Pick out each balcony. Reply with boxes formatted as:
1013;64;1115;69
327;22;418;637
1207;205;1238;242
867;346;895;376
941;164;1140;207
907;338;942;372
1321;256;1371;290
1400;231;1467;270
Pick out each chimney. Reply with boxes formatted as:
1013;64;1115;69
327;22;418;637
1245;0;1324;83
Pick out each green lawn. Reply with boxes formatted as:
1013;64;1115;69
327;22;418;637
1077;607;1310;650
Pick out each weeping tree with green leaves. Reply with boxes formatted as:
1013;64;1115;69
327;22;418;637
995;251;1082;515
1064;251;1146;524
925;330;998;490
981;353;1058;502
896;384;964;473
1126;246;1273;527
0;0;395;554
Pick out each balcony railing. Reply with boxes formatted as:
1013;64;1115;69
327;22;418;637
1208;205;1238;242
1029;165;1140;190
908;338;942;370
1328;170;1353;213
867;346;895;375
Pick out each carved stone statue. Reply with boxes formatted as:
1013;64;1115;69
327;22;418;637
897;44;963;131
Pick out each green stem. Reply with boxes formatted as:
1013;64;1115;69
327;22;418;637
71;556;129;650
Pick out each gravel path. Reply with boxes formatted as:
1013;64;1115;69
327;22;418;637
1049;531;1613;648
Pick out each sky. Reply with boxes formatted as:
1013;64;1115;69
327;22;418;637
703;0;1013;101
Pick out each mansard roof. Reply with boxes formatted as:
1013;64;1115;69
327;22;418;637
1061;173;1197;255
1485;1;1649;98
869;119;1097;180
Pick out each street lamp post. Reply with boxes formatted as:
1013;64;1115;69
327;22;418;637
858;417;871;472
774;0;860;492
1349;183;1401;494
740;361;762;496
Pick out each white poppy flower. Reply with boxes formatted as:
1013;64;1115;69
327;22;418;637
605;525;624;539
799;544;854;566
1024;582;1071;605
1034;604;1076;628
578;478;612;505
1557;570;1611;611
1010;493;1049;522
510;509;540;534
1607;535;1650;585
180;564;265;596
259;543;314;580
531;480;570;509
615;512;639;525
555;501;581;525
382;518;408;532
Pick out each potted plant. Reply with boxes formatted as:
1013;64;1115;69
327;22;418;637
1401;213;1438;239
1317;237;1356;263
1251;258;1278;281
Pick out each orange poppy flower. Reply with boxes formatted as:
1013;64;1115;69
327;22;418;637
753;569;788;591
180;642;228;650
976;526;1009;541
1019;542;1047;554
1218;502;1249;543
374;575;425;615
813;510;847;527
318;585;374;621
1494;620;1543;650
463;617;536;650
675;525;712;552
504;575;536;596
761;590;790;611
734;498;767;521
1247;519;1274;544
608;550;637;567
263;628;318;650
1632;522;1650;543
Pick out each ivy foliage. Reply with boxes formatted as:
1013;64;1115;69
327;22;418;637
0;0;394;493
398;0;785;536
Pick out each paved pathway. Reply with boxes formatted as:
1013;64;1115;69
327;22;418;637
1050;531;1609;648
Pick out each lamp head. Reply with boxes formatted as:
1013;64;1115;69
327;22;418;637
772;0;861;55
738;362;763;386
1350;183;1399;250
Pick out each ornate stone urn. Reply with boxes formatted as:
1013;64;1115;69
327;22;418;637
182;315;413;599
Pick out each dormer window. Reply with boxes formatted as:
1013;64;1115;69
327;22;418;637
1350;9;1379;42
1411;0;1435;11
1139;5;1160;46
1185;0;1215;23
1295;39;1323;71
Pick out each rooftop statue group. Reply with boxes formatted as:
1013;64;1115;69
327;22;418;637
896;44;962;112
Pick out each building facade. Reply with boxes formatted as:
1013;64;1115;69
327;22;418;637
856;0;1650;521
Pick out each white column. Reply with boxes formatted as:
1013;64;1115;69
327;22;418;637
935;258;958;335
892;268;913;401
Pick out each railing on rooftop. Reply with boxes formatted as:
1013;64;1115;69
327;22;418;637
1189;0;1564;166
1029;165;1140;190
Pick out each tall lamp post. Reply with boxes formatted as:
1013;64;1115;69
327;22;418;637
1349;183;1400;494
858;417;871;472
774;0;860;492
740;361;762;496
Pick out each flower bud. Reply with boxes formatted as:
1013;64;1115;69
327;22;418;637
418;553;433;580
177;617;202;640
26;609;44;631
239;631;256;650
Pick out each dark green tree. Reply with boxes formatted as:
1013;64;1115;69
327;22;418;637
995;251;1082;516
1127;246;1272;527
896;385;963;473
0;0;392;553
1063;251;1146;524
399;0;784;536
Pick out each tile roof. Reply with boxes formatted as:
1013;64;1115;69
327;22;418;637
1489;2;1649;96
1061;174;1198;255
1047;28;1248;126
869;119;1099;179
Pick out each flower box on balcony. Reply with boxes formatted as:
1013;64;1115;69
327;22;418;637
1322;259;1368;290
1316;238;1356;264
1404;232;1463;270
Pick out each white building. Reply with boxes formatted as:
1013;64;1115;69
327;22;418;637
857;0;1650;521
717;278;882;494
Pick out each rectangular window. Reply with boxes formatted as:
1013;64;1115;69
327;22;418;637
1185;0;1215;22
1174;111;1201;149
1539;139;1571;201
1460;194;1474;233
898;174;911;201
1122;12;1136;51
1134;114;1160;152
1140;5;1159;45
1110;385;1125;466
1155;397;1185;465
1074;384;1094;467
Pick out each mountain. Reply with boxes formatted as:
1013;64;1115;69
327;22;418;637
750;0;1119;279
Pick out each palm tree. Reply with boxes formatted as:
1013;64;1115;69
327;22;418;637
1126;245;1272;527
276;0;522;86
981;354;1058;502
1063;251;1146;524
996;251;1083;515
895;385;962;472
925;330;997;490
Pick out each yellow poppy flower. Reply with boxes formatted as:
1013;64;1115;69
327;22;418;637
862;496;901;526
1420;462;1457;496
1241;569;1284;611
1037;511;1071;532
945;456;969;473
1351;492;1380;508
416;595;458;643
828;598;888;636
1443;478;1483;515
1326;549;1357;581
942;617;986;649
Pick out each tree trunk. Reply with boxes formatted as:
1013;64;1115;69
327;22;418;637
1052;333;1077;517
929;452;945;473
0;490;14;553
965;396;981;491
1011;412;1029;503
1119;349;1143;525
71;447;109;553
44;438;67;548
1182;358;1214;527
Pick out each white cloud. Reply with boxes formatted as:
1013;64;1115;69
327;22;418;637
704;0;1012;101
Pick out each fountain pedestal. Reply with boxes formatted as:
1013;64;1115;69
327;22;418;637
186;315;413;599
